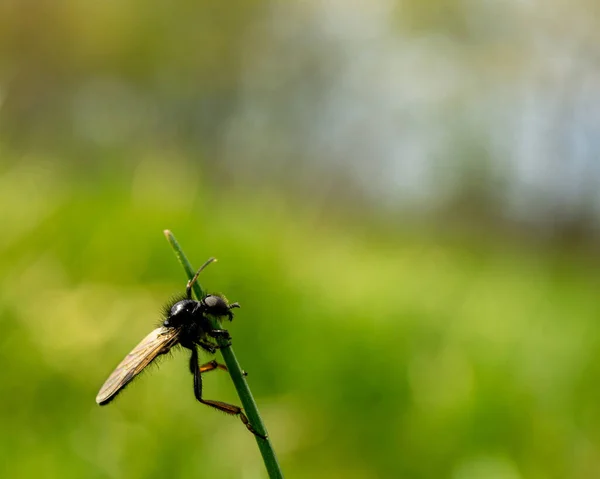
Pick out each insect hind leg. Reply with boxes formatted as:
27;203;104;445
189;347;265;439
198;399;265;438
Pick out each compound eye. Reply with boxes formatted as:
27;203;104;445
203;295;218;308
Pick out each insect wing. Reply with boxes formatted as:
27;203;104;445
96;327;179;405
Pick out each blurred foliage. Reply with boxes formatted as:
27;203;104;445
0;0;265;151
1;153;600;478
2;1;600;478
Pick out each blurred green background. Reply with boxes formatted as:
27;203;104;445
2;1;600;478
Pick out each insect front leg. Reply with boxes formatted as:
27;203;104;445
197;338;232;354
227;302;240;321
208;329;232;346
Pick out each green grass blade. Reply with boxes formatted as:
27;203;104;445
164;230;284;479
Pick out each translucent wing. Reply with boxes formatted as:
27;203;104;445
96;327;180;405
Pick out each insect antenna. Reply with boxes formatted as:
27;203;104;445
186;257;217;299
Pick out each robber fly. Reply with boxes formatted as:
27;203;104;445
96;257;265;438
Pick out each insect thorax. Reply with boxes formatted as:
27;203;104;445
163;299;199;328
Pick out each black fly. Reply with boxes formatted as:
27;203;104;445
96;258;264;438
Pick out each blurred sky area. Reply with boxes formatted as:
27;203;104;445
1;1;600;478
2;0;600;231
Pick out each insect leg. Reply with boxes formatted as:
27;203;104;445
197;340;218;354
189;347;200;374
199;357;247;376
208;329;231;340
189;354;227;374
199;360;228;373
207;329;232;348
186;257;217;299
226;302;240;320
200;399;266;438
190;347;204;399
189;347;265;438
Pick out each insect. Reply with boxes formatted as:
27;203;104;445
96;257;264;438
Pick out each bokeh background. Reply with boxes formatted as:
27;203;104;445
2;1;600;478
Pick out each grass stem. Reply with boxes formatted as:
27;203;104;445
164;230;284;479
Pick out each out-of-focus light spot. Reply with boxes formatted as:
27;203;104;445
452;454;521;479
260;399;304;455
2;253;67;303
0;82;5;112
19;282;157;375
71;78;157;146
0;161;63;251
130;154;198;214
409;346;474;410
